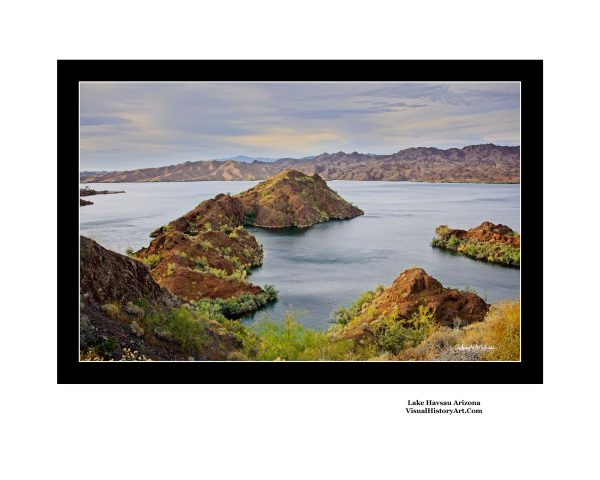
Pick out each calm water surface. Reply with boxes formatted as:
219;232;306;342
80;181;520;329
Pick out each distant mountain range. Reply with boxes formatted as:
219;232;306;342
81;144;520;184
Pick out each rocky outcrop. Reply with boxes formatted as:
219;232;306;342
80;236;241;360
80;235;180;308
338;268;489;342
81;144;520;184
136;228;264;302
432;222;520;266
80;198;93;206
236;169;363;228
440;221;520;248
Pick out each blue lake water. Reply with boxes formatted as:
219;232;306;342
80;181;520;330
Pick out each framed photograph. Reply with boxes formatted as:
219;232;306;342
58;60;542;383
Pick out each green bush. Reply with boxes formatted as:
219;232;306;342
376;306;437;354
144;306;210;355
167;263;176;277
332;285;384;325
200;239;212;250
194;285;278;318
140;254;161;269
246;311;355;361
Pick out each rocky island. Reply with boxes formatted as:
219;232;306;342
431;221;520;267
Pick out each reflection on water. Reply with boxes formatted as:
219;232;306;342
80;181;520;330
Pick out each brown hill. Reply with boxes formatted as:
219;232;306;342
236;169;363;228
338;268;489;343
81;144;520;184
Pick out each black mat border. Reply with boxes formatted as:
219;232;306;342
58;60;543;384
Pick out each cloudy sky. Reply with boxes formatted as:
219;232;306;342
80;82;520;171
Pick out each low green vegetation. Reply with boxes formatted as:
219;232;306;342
83;284;518;362
375;306;437;354
200;239;212;250
431;235;520;266
140;254;161;269
194;285;278;318
331;285;384;325
242;311;358;361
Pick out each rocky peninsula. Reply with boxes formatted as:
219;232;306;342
132;169;362;304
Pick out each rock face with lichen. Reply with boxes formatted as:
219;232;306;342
236;169;363;228
338;268;489;342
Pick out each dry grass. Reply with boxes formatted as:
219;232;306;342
460;300;520;360
394;300;520;361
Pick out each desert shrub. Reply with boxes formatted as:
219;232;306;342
206;267;229;278
124;301;144;319
167;263;176;277
97;337;120;358
194;256;209;270
203;222;212;232
144;306;210;356
175;250;188;259
140;254;161;269
130;320;145;337
243;311;356;361
200;239;212;250
101;303;120;318
125;246;135;256
224;255;243;270
332;285;384;325
447;235;461;248
376;306;437;354
228;225;244;239
228;269;247;282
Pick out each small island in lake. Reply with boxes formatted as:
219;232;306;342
79;186;125;206
431;221;520;267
